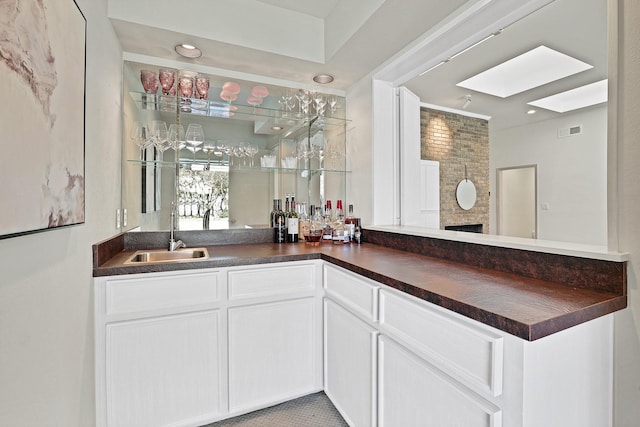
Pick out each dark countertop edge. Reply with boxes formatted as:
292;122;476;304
92;245;626;341
322;255;626;341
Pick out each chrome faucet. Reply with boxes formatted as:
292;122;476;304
169;201;186;251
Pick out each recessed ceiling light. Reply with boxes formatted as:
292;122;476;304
527;109;537;115
527;79;608;113
175;44;202;58
457;46;593;98
271;125;283;131
313;74;334;84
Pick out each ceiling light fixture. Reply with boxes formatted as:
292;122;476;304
313;74;334;84
527;109;537;115
462;95;472;109
419;30;503;77
271;125;284;131
175;44;202;58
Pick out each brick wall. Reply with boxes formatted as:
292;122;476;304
420;107;489;233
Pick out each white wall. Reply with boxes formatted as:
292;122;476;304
614;0;640;423
345;75;374;225
490;106;607;245
0;0;122;425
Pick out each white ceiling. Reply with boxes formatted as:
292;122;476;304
109;0;606;129
404;0;607;130
254;0;341;19
108;0;466;90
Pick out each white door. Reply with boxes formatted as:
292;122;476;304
228;298;318;413
105;310;222;427
378;336;501;427
324;299;378;427
399;87;440;228
497;166;536;238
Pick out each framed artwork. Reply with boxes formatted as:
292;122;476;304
0;0;86;239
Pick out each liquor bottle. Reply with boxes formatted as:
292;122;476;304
270;199;279;227
322;202;333;242
332;199;348;244
287;193;299;243
298;202;310;243
285;194;290;216
272;199;286;243
344;204;360;241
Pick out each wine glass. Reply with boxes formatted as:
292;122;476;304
246;144;259;167
149;120;169;161
329;96;340;115
158;69;175;95
140;70;158;94
168;124;185;155
185;123;205;161
130;121;149;160
202;142;215;168
313;93;326;116
195;75;210;100
295;89;308;116
232;143;246;167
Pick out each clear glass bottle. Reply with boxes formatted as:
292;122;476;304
332;199;348;244
298;202;310;243
344;204;360;241
305;205;323;246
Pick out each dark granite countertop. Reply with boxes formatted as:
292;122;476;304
93;233;626;341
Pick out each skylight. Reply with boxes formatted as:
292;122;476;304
456;46;593;98
527;79;608;113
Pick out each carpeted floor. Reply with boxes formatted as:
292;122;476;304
202;392;348;427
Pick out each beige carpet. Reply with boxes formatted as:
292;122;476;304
203;392;348;427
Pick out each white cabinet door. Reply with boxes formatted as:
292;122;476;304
324;299;377;427
228;297;319;413
378;336;502;427
105;310;222;427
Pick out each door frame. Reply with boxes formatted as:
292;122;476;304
496;165;537;238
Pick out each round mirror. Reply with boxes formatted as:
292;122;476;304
456;179;477;210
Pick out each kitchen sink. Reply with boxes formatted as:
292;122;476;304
125;248;209;264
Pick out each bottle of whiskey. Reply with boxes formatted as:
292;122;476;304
287;193;299;243
322;201;333;242
344;204;360;241
332;200;348;244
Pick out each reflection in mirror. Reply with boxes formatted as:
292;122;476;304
404;0;608;246
121;61;348;232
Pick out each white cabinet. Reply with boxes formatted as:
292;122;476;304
323;264;380;426
323;264;614;427
105;311;223;427
378;335;501;427
95;261;323;427
324;299;378;427
226;262;323;412
228;297;319;412
95;269;224;427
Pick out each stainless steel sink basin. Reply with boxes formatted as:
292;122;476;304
124;248;209;264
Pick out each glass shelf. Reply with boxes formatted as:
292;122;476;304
129;91;349;128
127;159;350;174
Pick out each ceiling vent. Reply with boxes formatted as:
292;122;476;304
557;125;582;138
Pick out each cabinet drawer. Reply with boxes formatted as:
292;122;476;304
105;271;220;316
379;289;504;397
324;264;379;321
228;263;315;300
